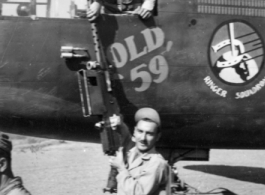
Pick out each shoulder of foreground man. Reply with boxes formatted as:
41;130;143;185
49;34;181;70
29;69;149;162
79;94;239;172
149;152;168;166
7;188;31;195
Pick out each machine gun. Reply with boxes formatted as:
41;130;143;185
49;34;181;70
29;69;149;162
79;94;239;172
61;12;124;193
90;20;123;193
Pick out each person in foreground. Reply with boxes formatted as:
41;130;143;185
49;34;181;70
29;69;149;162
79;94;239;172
109;108;169;195
0;134;31;195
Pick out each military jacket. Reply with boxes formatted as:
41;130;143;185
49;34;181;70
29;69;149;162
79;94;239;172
0;177;31;195
116;147;169;195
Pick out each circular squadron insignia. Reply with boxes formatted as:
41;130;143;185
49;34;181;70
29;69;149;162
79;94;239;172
209;21;264;85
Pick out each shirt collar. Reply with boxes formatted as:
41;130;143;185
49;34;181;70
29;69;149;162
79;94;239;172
129;147;157;161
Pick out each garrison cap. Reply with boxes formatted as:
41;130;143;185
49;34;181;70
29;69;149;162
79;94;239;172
134;108;161;127
0;134;12;153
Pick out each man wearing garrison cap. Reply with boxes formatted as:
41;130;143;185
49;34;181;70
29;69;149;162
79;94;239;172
0;134;31;195
109;108;169;195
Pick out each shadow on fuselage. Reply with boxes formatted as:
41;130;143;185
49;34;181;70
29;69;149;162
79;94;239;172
184;165;265;185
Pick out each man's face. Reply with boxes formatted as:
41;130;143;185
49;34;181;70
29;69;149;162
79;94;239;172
134;120;160;153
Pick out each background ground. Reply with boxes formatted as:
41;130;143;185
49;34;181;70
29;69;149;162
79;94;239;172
7;134;265;195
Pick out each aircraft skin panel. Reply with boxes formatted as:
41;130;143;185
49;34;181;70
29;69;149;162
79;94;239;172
0;17;99;134
98;14;265;116
0;18;101;143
